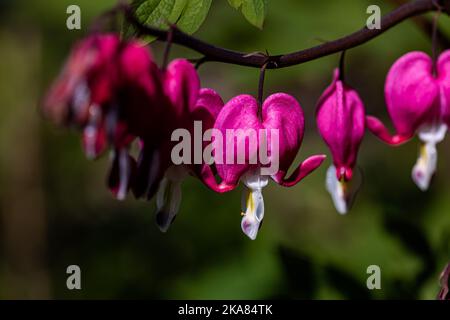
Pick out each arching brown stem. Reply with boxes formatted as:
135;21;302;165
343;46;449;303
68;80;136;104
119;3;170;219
121;0;449;69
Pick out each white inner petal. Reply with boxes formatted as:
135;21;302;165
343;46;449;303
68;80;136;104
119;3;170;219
83;104;101;160
326;165;348;215
156;177;168;211
242;169;269;190
240;170;268;240
116;148;130;201
412;123;447;191
72;81;90;116
155;166;188;233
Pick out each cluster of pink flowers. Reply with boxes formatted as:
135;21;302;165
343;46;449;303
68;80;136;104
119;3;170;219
44;33;450;240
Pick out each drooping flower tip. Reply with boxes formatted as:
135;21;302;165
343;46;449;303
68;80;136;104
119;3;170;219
211;93;325;239
316;68;365;214
336;166;353;181
44;33;174;204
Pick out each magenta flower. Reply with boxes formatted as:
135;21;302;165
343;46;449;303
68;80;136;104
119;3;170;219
131;59;225;232
316;69;365;214
155;87;223;231
132;59;199;204
366;51;450;190
211;94;326;240
44;34;165;200
44;34;120;128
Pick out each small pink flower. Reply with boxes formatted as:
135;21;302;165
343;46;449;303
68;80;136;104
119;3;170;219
43;34;120;127
131;59;225;232
366;51;450;190
316;69;365;214
210;94;326;240
44;34;165;200
154;87;224;232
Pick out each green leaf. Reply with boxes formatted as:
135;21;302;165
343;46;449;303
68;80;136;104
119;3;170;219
168;0;188;23
227;0;268;29
127;0;211;43
227;0;243;10
177;0;212;34
135;0;177;29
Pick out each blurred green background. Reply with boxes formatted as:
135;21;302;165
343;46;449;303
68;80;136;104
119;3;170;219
0;0;449;299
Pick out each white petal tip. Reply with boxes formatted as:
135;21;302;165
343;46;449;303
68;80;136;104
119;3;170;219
411;142;437;192
325;166;355;216
158;226;169;234
411;169;431;192
116;193;126;201
241;216;261;240
156;211;175;233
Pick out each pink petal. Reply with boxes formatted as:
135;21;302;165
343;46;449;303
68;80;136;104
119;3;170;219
385;51;440;136
189;88;225;183
164;59;200;121
273;154;326;187
438;50;450;127
262;93;305;175
192;88;224;128
196;163;236;193
117;42;167;140
213;95;262;187
316;69;365;179
43;34;121;125
366;115;412;145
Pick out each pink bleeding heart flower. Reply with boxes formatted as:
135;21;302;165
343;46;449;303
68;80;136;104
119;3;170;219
105;37;168;201
316;69;365;214
366;50;450;191
43;33;120;128
44;33;165;201
211;93;326;240
155;87;224;232
132;59;200;204
131;59;224;232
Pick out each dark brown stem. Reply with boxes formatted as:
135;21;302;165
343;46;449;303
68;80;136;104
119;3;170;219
122;0;449;69
339;50;346;82
162;25;174;70
258;61;269;109
432;8;442;75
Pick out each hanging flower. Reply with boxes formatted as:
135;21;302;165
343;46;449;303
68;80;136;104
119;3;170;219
211;94;326;240
366;51;450;190
43;33;166;200
43;34;120;128
316;69;365;214
131;59;199;203
154;83;224;232
130;59;225;232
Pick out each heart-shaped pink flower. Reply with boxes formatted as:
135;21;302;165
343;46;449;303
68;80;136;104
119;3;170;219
210;93;326;239
44;34;166;201
366;50;450;190
316;69;365;214
131;59;225;232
